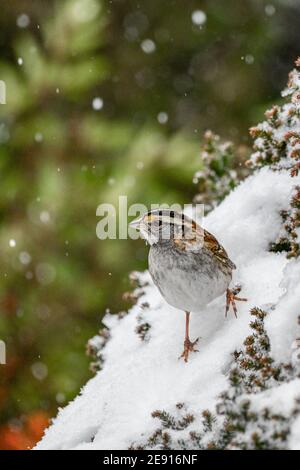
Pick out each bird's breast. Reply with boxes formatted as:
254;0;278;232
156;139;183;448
148;243;231;312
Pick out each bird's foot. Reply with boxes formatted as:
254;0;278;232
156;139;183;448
179;337;199;363
225;285;247;318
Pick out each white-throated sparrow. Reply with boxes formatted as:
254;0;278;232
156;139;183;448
130;209;247;362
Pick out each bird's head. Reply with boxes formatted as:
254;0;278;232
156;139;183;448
129;209;198;245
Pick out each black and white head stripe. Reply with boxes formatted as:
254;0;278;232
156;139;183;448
144;210;193;229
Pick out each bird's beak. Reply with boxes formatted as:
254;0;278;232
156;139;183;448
129;216;142;230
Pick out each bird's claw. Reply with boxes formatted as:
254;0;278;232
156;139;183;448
179;337;199;363
225;285;247;318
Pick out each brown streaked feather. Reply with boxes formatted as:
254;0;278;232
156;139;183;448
173;222;204;252
173;237;201;251
203;229;236;270
173;221;236;270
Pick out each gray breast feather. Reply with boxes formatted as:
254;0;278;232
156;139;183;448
149;242;232;312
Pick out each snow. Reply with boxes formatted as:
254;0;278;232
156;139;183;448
19;251;31;265
141;39;156;54
249;381;300;417
157;112;168;124
92;97;103;111
36;168;300;450
265;4;276;17
266;260;300;363
249;68;300;172
16;14;30;29
191;10;207;26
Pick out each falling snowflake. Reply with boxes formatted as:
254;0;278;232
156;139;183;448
16;13;30;29
19;251;32;265
157;111;168;124
35;132;43;142
191;10;207;26
92;97;104;110
141;39;156;54
265;4;276;16
245;54;254;65
40;211;50;223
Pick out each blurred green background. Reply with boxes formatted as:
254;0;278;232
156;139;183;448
0;0;299;449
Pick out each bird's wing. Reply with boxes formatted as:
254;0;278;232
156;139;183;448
203;228;236;269
173;222;236;270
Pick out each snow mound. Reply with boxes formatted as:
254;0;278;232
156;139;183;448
36;168;300;450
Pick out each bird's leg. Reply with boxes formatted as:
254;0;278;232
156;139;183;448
225;285;247;318
179;312;199;363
